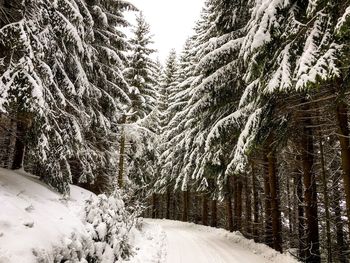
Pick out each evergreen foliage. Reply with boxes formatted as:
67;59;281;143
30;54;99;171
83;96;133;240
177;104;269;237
0;0;135;194
149;1;350;262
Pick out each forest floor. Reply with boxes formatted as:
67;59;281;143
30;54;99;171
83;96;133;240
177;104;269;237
141;219;299;263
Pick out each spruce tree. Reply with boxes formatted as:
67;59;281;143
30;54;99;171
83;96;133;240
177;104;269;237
0;0;135;194
122;13;160;200
124;12;158;123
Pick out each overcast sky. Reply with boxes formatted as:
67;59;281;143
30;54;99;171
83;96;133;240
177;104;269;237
126;0;204;62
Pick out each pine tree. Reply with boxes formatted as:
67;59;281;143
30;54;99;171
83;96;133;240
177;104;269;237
124;12;158;123
0;0;135;194
81;0;136;193
122;13;160;202
156;49;179;219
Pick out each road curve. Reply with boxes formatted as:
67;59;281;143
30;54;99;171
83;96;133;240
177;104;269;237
145;219;270;263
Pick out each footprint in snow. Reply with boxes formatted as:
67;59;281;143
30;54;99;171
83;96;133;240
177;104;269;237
23;221;34;228
25;205;35;213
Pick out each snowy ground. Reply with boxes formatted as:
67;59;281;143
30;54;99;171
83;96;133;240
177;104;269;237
0;169;298;263
127;220;167;263
140;219;299;263
0;168;94;263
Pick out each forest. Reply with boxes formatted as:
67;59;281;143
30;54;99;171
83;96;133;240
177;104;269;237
1;0;350;263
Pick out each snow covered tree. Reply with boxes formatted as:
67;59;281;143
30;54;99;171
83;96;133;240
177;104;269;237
84;190;134;262
124;12;158;123
0;0;135;194
80;0;136;193
149;1;350;262
116;13;161;204
157;38;197;221
154;49;180;219
0;0;97;194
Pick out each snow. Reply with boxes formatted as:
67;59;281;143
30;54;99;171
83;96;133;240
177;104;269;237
267;44;292;93
295;17;323;90
0;168;94;263
241;0;290;59
127;220;167;263
144;219;298;263
295;17;341;90
336;6;350;32
0;169;299;263
228;107;263;174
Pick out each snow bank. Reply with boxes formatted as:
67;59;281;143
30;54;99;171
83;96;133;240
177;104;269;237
0;168;94;263
211;228;298;263
127;219;167;263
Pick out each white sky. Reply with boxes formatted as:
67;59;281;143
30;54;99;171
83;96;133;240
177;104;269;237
126;0;204;63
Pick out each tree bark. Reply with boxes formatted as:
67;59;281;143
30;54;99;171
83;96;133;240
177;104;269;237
225;195;234;232
166;187;171;219
286;174;293;246
267;150;283;252
182;191;189;222
252;162;260;242
244;173;252;237
319;135;332;263
234;176;243;231
294;165;306;261
172;192;177;220
332;172;348;263
301;114;320;263
225;177;234;232
211;199;218;228
335;102;350;235
263;156;273;248
118;115;127;188
202;193;208;226
151;193;158;218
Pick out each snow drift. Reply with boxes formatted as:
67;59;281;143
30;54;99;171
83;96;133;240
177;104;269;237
0;168;94;263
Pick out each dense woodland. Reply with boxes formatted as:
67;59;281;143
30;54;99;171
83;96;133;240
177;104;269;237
1;0;350;263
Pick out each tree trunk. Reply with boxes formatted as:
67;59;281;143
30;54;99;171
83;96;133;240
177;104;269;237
225;177;234;232
234;176;243;231
166;187;171;219
182;191;189;222
335;102;350;234
301;115;320;263
267;150;283;252
211;199;217;228
202;193;208;226
286;174;293;246
319;135;332;263
263;156;273;248
252;162;260;242
244;173;252;237
332;172;348;263
172;192;177;220
225;195;234;232
193;194;199;224
118;115;127;188
294;166;306;261
152;193;158;219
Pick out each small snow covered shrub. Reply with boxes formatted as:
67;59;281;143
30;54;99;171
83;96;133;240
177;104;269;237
34;232;94;263
84;190;134;262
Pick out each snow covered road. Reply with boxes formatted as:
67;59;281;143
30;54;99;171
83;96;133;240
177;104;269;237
144;219;297;263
